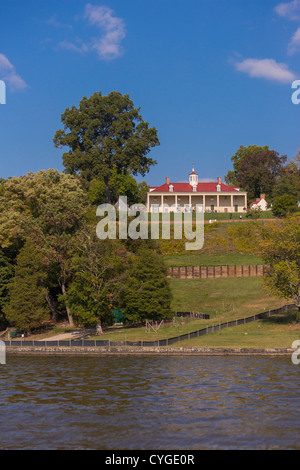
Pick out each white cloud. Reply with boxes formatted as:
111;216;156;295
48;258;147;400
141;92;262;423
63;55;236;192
288;26;300;53
57;40;88;54
0;54;27;91
84;4;126;60
55;5;126;60
46;15;73;29
234;58;295;83
275;0;300;21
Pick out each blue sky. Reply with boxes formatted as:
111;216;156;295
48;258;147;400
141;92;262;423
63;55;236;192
1;0;300;186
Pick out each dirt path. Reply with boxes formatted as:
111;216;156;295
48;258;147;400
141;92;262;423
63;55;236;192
38;330;87;341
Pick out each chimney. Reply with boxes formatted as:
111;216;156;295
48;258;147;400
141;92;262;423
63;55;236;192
260;193;265;200
166;177;170;185
218;177;222;185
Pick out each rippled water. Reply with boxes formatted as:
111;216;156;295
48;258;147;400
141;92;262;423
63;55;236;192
0;355;299;450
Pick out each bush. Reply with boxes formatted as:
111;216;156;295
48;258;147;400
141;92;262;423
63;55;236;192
272;195;299;218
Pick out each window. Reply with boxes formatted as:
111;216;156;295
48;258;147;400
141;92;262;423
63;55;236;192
169;185;174;192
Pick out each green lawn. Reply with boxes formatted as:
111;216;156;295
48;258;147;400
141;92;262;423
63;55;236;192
146;211;274;221
171;309;300;348
203;210;274;221
92;277;288;343
169;277;284;317
163;252;264;267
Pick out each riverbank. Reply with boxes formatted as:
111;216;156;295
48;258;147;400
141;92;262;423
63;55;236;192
5;345;296;356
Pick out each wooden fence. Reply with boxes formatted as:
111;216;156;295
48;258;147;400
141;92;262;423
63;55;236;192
168;265;267;279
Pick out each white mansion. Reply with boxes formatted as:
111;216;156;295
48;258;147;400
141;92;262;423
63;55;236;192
146;167;247;213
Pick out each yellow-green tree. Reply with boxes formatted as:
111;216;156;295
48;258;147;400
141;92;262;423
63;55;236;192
0;170;88;326
259;214;300;314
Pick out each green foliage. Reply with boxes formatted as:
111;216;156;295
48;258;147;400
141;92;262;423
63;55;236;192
88;168;142;206
272;154;300;202
272;195;299;218
245;207;262;218
225;144;287;201
0;249;14;328
65;232;128;327
54;91;159;203
0;169;89;325
259;214;300;308
225;145;270;187
121;244;173;323
4;241;50;332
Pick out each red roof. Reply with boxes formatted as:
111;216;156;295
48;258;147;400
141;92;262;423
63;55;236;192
150;182;241;193
250;198;261;207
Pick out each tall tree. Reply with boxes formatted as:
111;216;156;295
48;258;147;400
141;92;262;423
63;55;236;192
259;214;300;315
0;249;14;329
237;149;287;201
273;153;300;201
120;243;173;323
54;91;160;203
0;170;88;326
4;241;50;333
225;145;270;187
65;230;128;331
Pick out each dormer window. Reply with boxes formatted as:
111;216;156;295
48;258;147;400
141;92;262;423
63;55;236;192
217;184;221;192
193;185;197;192
169;185;174;192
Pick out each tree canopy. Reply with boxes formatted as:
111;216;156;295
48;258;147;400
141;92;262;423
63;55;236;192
0;169;89;326
120;243;173;323
259;214;300;314
225;144;287;201
4;240;50;333
54;91;159;203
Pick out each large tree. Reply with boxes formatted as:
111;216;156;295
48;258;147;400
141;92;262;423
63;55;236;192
120;243;173;323
259;214;300;315
4;240;50;333
0;249;14;329
238;149;286;201
64;229;128;331
225;145;287;201
0;170;88;326
225;145;270;187
54;91;159;203
273;153;300;202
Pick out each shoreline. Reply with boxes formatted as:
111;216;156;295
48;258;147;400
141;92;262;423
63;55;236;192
5;345;295;356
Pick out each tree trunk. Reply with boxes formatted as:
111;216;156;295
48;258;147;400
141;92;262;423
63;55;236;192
61;283;74;326
96;322;103;335
46;294;59;322
104;176;111;204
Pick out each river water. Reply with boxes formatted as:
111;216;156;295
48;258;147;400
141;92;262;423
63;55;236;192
0;355;299;450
